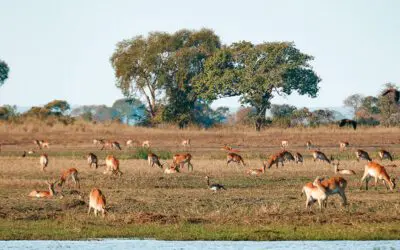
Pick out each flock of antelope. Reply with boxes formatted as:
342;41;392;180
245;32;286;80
24;136;398;216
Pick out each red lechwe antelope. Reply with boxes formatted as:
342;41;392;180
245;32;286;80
173;153;193;171
332;160;356;175
226;152;245;167
87;152;98;169
264;152;285;169
39;153;49;171
148;152;164;168
294;152;303;164
355;149;372;162
93;139;104;145
181;139;191;148
126;139;137;148
142;140;150;148
359;161;396;191
101;141;122;151
58;168;80;189
301;176;328;210
303;176;348;207
281;140;289;149
221;144;240;153
88;188;106;217
378;149;393;161
104;155;123;176
312;150;331;164
339;141;349;151
164;164;180;174
28;181;56;198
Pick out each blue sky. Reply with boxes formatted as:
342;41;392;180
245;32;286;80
0;0;399;109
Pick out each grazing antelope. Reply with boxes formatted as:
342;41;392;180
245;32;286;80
226;152;245;167
88;188;106;217
205;176;226;192
264;152;285;169
101;141;122;150
28;181;56;198
339;141;349;151
320;176;348;206
181;139;191;147
378;149;393;161
355;149;371;162
312;150;331;164
87;152;98;169
142;140;150;148
39;153;49;171
221;144;240;153
332;161;356;175
126;139;136;148
294;152;303;164
246;167;264;176
164;164;179;174
58;168;80;189
281;150;295;162
148;152;164;168
281;140;289;149
173;153;193;171
360;161;396;191
301;176;328;211
104;155;123;176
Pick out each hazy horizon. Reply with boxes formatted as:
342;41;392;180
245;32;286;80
1;0;399;108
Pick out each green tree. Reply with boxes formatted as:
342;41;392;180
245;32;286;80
0;105;18;120
0;59;10;87
343;94;364;118
194;41;321;131
378;83;399;126
44;100;71;116
112;98;147;125
270;104;297;118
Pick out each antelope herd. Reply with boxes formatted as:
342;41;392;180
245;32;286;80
14;135;398;217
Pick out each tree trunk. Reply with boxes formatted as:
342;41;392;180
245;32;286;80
254;106;267;131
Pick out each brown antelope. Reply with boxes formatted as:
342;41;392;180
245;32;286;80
360;161;396;191
142;140;150;148
320;176;348;206
93;139;104;145
58;168;80;189
301;176;328;210
181;139;191;147
34;140;49;149
264;152;285;169
281;150;295;162
221;144;240;153
104;155;123;176
226;152;245;167
378;149;393;161
164;164;180;174
294;152;303;164
306;141;312;150
88;188;106;217
281;140;289;149
332;161;356;175
205;176;226;192
28;181;56;198
126;139;137;148
355;149;371;162
312;150;331;164
39;153;49;171
87;152;98;169
339;141;349;151
173;153;193;171
101;141;122;150
148;152;164;168
246;167;264;176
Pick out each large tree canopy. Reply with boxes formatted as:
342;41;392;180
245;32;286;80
0;59;10;87
194;41;321;130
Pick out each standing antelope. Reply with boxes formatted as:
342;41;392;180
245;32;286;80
58;168;80;189
126;139;136;148
34;140;49;149
181;139;191;148
320;176;348;206
339;141;349;151
87;153;98;169
360;161;396;191
306;141;312;150
173;153;193;171
281;140;289;149
294;152;303;164
226;152;245;167
101;141;122;150
301;176;328;211
28;181;56;198
312;150;331;164
378;149;393;161
148;152;164;168
88;188;106;217
104;155;123;176
142;140;150;148
332;161;356;175
39;153;49;171
263;152;285;169
355;149;371;162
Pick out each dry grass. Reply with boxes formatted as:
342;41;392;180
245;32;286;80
0;124;399;240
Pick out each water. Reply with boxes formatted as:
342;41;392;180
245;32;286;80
0;240;398;250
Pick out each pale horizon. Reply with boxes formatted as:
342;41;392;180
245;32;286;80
0;0;399;110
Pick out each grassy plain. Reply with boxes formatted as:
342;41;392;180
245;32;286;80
0;123;399;240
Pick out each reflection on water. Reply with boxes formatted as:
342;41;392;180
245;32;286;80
1;239;399;250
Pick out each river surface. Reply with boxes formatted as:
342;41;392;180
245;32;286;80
0;239;399;249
